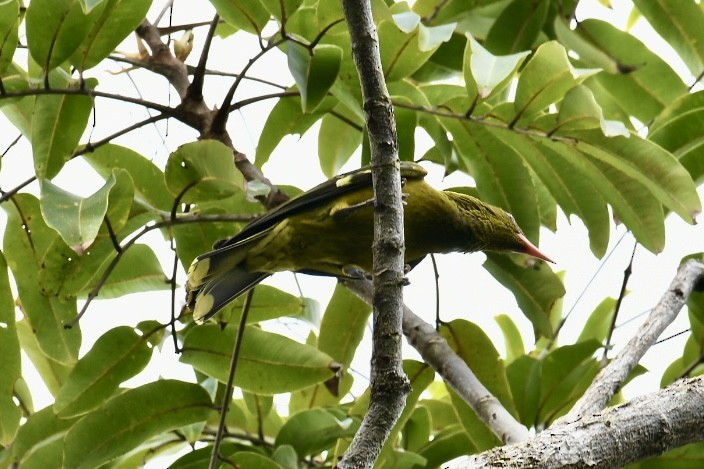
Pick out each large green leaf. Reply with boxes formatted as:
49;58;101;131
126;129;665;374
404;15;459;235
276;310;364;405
288;42;342;113
0;0;19;74
416;424;474;468
318;111;362;177
506;355;542;426
70;0;153;70
63;380;212;469
12;406;79;468
25;0;93;70
53;325;155;417
40;169;133;253
0;252;21;446
484;253;564;338
634;0;704;77
575;19;687;123
31;92;93;180
3;195;81;365
216;284;319;326
484;0;548;54
181;324;337;394
649;91;704;184
165;140;243;203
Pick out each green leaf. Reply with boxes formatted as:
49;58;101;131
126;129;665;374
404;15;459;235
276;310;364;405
63;380;212;469
379;12;455;81
495;314;525;364
570;130;701;224
229;452;284;469
275;408;359;457
484;0;549;54
165;140;243;203
0;0;19;74
506;355;541;426
25;0;93;69
484;254;564;338
441;319;515;451
0;252;20;446
464;35;530;102
210;0;270;35
288;42;342;113
15;320;72;396
40;169;133;253
538;340;601;423
416;424;474;468
181;325;337;394
216;284;318;325
31;92;93;180
649;91;704;184
577;297;617;344
259;0;303;21
576;19;687;123
318;112;362;177
54;326;153;417
633;0;704;77
70;0;153;70
83;144;173;211
80;244;169;299
515;41;597;122
555;85;629;137
12;406;79;467
3;195;81;365
255;94;336;167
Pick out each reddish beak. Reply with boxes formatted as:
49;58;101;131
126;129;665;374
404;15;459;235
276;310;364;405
517;233;554;263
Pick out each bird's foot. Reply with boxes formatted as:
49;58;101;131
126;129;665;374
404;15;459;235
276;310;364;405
342;265;372;280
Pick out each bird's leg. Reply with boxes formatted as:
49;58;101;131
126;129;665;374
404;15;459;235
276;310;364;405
342;265;372;280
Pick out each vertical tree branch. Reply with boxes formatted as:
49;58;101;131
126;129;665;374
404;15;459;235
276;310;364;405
338;1;410;467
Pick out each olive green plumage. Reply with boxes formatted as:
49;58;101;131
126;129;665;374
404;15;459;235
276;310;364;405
186;162;551;323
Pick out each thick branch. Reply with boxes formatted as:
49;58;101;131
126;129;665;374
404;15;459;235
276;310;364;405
562;259;704;421
342;278;531;445
338;1;409;468
453;376;704;469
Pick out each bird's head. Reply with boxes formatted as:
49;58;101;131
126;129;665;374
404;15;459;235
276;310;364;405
446;191;554;263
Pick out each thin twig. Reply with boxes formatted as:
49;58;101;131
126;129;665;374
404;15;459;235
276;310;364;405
209;290;254;469
602;241;637;363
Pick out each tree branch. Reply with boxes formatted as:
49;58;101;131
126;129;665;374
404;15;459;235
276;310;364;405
337;1;409;467
453;376;704;469
561;259;704;421
342;278;531;445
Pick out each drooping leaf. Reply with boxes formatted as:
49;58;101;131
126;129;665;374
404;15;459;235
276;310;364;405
0;252;21;446
31;92;93;180
463;35;530;102
288;42;342;113
318;112;362;177
40;169;133;253
275;408;359;457
63;380;212;469
12;406;79;468
181;325;337;394
210;0;270;35
3;195;81;365
633;0;704;77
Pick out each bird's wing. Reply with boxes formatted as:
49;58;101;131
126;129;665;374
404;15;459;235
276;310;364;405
216;161;428;248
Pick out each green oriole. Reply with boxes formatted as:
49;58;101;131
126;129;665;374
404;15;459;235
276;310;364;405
186;162;552;323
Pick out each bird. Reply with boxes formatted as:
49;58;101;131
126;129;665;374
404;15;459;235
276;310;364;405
186;162;552;323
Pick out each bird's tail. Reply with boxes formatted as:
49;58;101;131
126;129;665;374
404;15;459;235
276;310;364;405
186;237;269;323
